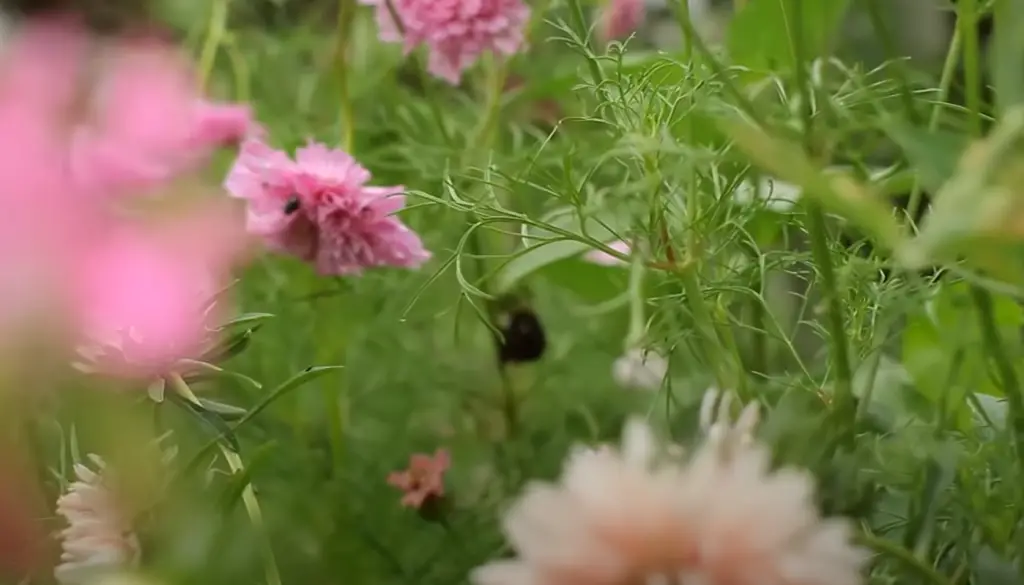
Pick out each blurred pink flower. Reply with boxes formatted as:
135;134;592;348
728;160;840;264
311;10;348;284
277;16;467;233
598;0;645;42
387;449;451;508
584;240;631;266
69;203;248;380
225;137;430;275
0;16;253;378
0;17;98;341
472;418;866;585
363;0;531;84
70;36;253;197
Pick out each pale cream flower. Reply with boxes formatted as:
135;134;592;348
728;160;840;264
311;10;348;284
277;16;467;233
472;417;865;585
613;348;668;391
54;455;140;585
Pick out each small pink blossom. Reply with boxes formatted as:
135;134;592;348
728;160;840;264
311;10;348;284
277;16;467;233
598;0;645;42
387;449;451;508
225;137;430;275
583;240;631;266
363;0;531;84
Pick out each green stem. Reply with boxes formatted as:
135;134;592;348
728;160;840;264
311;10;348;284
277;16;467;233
625;242;647;349
906;23;962;222
864;0;921;123
679;266;739;395
170;376;282;585
960;0;983;137
791;0;854;417
335;0;357;151
219;445;284;585
970;286;1024;460
958;0;1024;460
197;0;231;92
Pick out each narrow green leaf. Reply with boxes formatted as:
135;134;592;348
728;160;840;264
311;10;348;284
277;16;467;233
206;328;258;362
168;391;242;453
180;360;263;390
217;313;276;329
197;399;249;421
180;365;344;476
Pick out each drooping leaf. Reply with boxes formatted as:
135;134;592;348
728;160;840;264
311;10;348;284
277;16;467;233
491;208;628;299
721;116;905;250
881;119;969;195
727;0;851;72
991;0;1024;113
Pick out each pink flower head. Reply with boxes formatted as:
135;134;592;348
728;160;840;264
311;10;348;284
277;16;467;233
583;240;631;266
363;0;531;84
598;0;645;42
225;137;431;275
70;35;254;197
70;203;249;380
387;449;451;508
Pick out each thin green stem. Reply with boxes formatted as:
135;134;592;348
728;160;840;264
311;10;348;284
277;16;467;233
958;0;1024;460
960;0;983;137
170;376;282;585
335;0;357;151
679;266;739;395
197;0;231;92
970;286;1024;460
625;245;647;349
791;0;854;416
670;0;771;131
864;0;921;123
907;24;962;222
219;445;284;585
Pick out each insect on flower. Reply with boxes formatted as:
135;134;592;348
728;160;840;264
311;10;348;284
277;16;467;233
282;194;301;216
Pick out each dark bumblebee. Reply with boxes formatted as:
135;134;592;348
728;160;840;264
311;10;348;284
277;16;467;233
494;305;547;365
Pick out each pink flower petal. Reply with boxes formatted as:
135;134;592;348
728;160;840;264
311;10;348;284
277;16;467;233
367;0;531;85
225;138;430;275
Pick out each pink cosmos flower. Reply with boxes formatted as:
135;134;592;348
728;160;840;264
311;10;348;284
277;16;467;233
225;137;430;275
69;203;248;380
387;449;451;508
362;0;531;84
69;35;254;198
472;419;866;585
583;240;631;266
598;0;645;42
